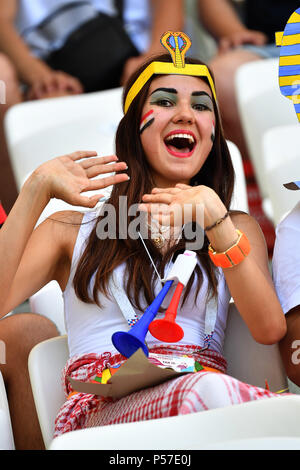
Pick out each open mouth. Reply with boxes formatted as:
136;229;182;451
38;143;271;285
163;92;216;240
164;131;196;158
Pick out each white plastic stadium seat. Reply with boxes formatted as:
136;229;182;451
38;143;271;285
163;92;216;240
4;88;123;191
28;303;289;450
223;302;287;391
28;335;69;449
227;140;249;213
49;396;300;450
235;58;296;201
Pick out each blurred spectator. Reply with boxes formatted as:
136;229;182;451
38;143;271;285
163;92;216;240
198;0;299;160
273;199;300;388
0;0;183;212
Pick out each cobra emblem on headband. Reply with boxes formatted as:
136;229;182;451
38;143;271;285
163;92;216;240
160;31;191;68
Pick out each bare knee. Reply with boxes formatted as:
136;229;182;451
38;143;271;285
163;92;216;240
0;312;59;348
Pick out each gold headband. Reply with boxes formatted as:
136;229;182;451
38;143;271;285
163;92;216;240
124;31;217;114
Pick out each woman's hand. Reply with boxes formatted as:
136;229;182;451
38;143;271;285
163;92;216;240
218;29;267;54
139;183;239;251
30;151;129;208
26;68;84;100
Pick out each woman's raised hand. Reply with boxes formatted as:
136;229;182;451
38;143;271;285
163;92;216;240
31;151;129;208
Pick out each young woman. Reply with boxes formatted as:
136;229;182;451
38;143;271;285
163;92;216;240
0;51;287;440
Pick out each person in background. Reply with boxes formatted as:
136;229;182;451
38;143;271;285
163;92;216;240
273;191;300;388
0;313;59;449
0;0;183;213
1;189;59;451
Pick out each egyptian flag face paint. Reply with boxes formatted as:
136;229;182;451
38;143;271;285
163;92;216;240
140;88;178;135
140;110;155;134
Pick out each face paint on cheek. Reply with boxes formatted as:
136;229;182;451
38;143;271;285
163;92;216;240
139;109;155;134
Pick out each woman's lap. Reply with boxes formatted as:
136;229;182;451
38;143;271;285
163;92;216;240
54;369;281;437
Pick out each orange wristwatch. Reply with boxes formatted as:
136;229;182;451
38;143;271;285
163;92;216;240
208;229;251;268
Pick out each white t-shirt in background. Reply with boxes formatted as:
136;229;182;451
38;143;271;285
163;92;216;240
272;201;300;314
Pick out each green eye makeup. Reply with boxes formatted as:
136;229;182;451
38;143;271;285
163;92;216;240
150;88;177;106
148;88;214;111
191;92;214;111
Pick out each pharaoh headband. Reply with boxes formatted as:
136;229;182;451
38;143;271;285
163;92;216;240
124;31;217;114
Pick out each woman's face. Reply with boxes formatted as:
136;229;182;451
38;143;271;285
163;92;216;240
140;74;216;188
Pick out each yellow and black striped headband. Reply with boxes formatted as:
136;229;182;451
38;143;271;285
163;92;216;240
124;31;217;114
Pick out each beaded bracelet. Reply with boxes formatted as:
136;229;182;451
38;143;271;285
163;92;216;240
204;211;229;232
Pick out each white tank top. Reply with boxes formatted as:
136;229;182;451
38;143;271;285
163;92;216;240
63;211;231;359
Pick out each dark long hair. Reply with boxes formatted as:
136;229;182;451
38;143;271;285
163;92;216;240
73;54;235;309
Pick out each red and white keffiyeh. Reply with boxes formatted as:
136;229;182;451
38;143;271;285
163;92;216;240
54;344;283;438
